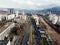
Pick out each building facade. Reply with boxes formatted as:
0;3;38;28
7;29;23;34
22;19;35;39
48;14;60;25
32;15;39;25
0;22;15;40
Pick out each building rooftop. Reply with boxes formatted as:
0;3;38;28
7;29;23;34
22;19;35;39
0;22;13;33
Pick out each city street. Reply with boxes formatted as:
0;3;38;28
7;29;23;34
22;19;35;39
39;16;60;45
0;0;60;45
21;19;30;45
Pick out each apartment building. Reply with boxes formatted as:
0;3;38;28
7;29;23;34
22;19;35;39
0;14;15;21
0;22;15;40
32;15;39;25
48;14;60;25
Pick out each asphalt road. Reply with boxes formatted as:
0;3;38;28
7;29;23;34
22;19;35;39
21;32;29;45
21;20;30;45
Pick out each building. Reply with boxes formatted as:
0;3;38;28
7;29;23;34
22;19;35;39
0;14;15;21
7;14;15;20
19;15;27;21
32;15;39;25
0;8;15;21
57;16;60;25
51;15;58;24
14;18;25;23
48;13;60;26
15;11;19;17
8;8;14;14
0;22;15;40
0;8;14;14
48;14;58;24
0;14;8;21
19;11;28;21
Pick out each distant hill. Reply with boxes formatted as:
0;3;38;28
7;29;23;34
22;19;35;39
23;6;60;15
14;6;60;15
40;6;60;15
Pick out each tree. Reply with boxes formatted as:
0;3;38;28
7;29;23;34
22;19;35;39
10;27;18;35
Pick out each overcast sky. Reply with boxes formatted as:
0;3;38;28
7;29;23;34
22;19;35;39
0;0;60;10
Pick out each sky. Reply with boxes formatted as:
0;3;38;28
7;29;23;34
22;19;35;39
0;0;60;10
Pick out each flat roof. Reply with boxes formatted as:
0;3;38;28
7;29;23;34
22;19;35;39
0;22;13;33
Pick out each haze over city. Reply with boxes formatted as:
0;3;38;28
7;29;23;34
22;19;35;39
0;0;60;45
0;0;60;9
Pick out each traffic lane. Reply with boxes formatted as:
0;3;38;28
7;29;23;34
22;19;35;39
21;21;30;45
21;32;29;45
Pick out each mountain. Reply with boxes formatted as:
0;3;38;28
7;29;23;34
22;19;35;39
14;6;60;15
40;6;60;15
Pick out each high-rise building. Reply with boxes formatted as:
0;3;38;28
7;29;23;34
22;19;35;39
8;8;14;14
15;11;19;17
